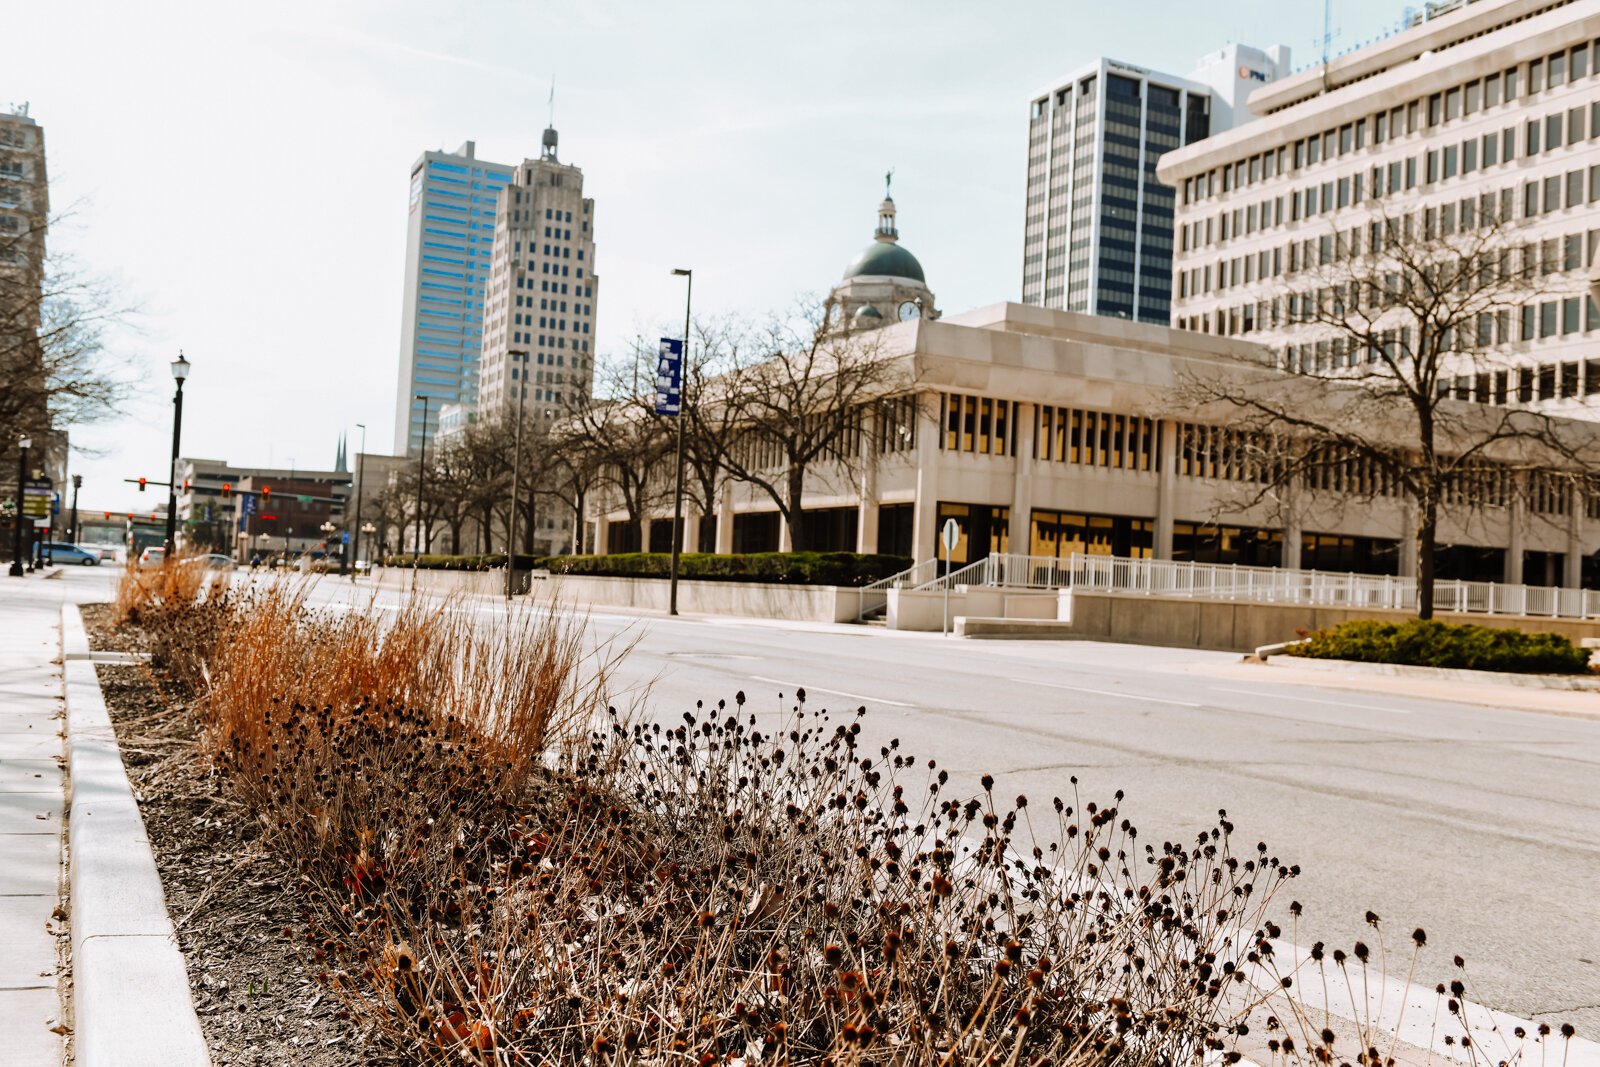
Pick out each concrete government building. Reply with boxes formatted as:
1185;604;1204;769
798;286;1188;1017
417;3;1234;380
589;192;1600;590
1158;0;1600;418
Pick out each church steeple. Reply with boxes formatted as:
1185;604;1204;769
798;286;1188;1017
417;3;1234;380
876;169;898;243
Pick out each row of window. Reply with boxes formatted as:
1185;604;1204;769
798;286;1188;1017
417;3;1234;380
1183;105;1600;259
1184;35;1600;205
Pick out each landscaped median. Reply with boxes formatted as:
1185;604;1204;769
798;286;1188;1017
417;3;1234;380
71;564;1589;1064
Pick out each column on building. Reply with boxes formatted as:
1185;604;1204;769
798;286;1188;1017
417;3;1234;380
1563;487;1583;589
1009;402;1037;554
856;407;880;554
1153;418;1178;559
683;506;701;554
715;483;735;554
910;399;942;562
1503;476;1527;586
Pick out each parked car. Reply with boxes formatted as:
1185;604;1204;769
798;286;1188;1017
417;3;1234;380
137;547;166;569
196;553;236;571
43;542;101;566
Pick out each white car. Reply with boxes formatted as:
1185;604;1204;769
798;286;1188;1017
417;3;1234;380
137;547;166;569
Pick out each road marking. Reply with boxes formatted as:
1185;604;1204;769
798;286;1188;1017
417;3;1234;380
1208;686;1411;714
748;676;916;708
1019;681;1202;708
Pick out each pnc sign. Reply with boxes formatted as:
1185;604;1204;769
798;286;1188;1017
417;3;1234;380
1238;66;1269;83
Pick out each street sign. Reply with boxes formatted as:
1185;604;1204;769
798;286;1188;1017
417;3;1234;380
22;478;52;518
341;532;350;545
654;337;683;416
941;518;959;553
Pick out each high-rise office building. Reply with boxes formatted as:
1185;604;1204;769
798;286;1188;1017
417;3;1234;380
0;105;48;293
477;123;598;428
1021;45;1289;324
393;141;514;456
1159;0;1600;417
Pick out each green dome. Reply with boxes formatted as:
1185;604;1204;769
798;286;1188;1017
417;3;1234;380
854;305;883;320
843;240;925;283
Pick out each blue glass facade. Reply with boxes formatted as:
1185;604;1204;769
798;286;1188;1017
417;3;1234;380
396;144;513;456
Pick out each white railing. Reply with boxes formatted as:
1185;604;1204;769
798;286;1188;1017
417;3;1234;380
902;551;1600;620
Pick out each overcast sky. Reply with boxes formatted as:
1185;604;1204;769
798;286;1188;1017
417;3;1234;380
9;0;1407;512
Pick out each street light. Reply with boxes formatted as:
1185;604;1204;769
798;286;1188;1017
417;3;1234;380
668;268;692;616
349;423;366;580
164;352;190;559
70;474;82;546
414;395;429;565
506;351;529;601
320;519;337;570
9;433;30;577
361;521;376;575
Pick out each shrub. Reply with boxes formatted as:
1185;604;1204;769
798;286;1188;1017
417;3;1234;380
542;550;912;586
1285;618;1592;674
380;553;542;571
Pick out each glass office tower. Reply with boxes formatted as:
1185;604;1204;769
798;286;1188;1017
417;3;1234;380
394;140;514;456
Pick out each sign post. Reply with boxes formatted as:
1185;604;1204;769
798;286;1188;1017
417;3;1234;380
941;518;959;637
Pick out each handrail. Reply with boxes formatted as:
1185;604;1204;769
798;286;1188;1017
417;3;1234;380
885;550;1599;621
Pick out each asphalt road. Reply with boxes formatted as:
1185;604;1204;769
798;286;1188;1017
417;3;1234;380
60;567;1600;1035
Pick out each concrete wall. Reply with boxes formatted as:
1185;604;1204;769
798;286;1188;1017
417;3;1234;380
1059;589;1600;652
372;566;507;597
543;574;860;623
886;587;1057;631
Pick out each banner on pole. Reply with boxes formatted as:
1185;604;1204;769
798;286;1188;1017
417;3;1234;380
654;337;683;417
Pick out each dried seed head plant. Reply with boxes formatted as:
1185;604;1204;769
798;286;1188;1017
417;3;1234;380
116;581;1580;1065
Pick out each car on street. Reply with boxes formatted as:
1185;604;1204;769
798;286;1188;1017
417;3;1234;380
137;547;166;569
189;553;236;571
43;542;101;566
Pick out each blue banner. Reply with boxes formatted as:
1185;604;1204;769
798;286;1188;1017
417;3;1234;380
654;337;683;417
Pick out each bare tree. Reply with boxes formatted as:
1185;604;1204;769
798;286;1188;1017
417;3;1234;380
0;213;132;454
562;351;673;550
1180;204;1600;617
709;297;909;552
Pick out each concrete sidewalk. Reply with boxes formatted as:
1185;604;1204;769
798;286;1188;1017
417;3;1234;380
0;573;70;1065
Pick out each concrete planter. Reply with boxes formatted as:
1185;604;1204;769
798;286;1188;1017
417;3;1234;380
543;573;862;623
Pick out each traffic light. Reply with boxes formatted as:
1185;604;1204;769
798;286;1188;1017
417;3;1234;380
103;512;111;519
138;477;146;492
261;485;271;501
183;479;191;492
221;482;232;500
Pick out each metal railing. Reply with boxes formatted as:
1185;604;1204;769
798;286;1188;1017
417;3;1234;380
855;559;942;621
901;551;1600;620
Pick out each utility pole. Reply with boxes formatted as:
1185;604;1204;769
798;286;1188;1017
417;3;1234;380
349;423;366;580
414;395;429;565
668;269;692;616
164;353;190;557
69;474;81;545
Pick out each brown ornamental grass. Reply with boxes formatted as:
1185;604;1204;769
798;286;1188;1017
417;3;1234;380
114;569;1581;1065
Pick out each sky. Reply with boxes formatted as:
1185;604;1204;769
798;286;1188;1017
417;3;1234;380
7;0;1410;513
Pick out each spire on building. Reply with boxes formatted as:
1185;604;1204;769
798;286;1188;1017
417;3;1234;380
876;168;898;242
335;430;348;473
542;78;559;161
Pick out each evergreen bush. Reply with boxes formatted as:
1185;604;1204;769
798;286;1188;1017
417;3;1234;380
1285;618;1592;675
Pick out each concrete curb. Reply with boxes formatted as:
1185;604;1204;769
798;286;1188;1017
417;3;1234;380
61;605;210;1067
1257;651;1600;690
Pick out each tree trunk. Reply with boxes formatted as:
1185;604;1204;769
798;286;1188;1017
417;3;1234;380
785;465;807;553
1416;491;1438;621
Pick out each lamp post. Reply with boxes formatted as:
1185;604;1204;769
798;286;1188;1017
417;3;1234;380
668;268;692;616
69;474;81;545
164;352;190;558
349;423;366;580
9;434;30;577
506;351;528;600
320;519;336;570
414;395;429;564
361;522;376;575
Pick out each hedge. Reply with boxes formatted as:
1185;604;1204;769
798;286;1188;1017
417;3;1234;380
381;553;541;571
540;552;913;587
1284;618;1592;675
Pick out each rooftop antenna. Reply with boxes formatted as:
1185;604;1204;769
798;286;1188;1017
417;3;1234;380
548;77;555;128
1318;0;1342;93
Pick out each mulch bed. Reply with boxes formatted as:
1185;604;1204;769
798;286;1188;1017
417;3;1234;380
81;604;402;1066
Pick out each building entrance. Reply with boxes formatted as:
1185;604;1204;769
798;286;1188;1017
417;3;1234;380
935;502;1009;573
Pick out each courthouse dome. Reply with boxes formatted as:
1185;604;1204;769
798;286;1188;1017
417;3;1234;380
842;241;926;283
